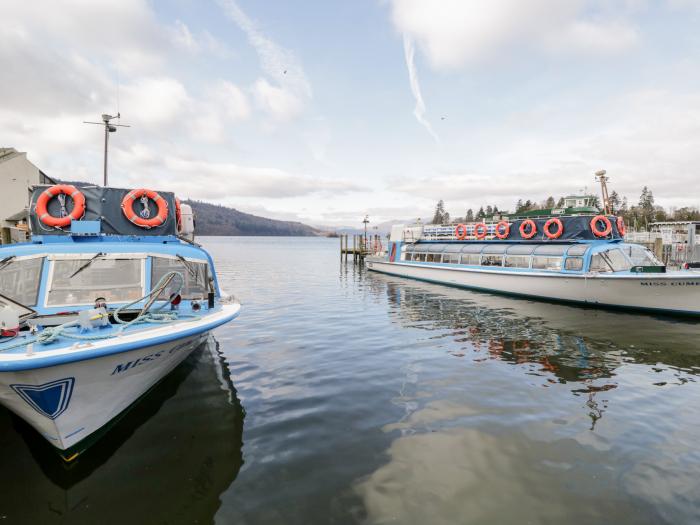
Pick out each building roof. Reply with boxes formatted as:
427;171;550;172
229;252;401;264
0;147;21;164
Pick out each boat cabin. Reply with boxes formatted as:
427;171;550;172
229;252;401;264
401;241;664;274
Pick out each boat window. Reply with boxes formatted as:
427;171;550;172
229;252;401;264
589;254;612;273
482;244;511;254
564;257;583;271
443;244;463;253
504;255;530;268
0;257;43;306
460;254;481;265
413;244;430;253
506;244;536;255
442;253;459;264
461;244;487;254
426;253;437;262
481;255;503;267
567;244;589;256
534;244;567;256
620;245;663;267
604;249;632;272
48;258;143;306
404;253;413;261
415;253;426;262
532;256;562;271
152;257;208;299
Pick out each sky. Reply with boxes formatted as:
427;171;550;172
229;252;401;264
2;0;700;227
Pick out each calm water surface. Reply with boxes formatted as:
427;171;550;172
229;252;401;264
1;236;700;524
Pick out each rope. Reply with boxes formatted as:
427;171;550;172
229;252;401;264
0;271;202;353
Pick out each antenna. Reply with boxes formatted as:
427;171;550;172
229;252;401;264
595;169;611;215
84;113;130;187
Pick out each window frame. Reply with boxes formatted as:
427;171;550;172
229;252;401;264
0;254;45;307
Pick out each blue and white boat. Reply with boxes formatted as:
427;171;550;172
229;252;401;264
366;215;700;316
0;184;240;459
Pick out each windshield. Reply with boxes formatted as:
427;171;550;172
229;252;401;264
590;249;632;273
0;257;43;306
152;257;208;299
47;257;144;306
620;244;663;267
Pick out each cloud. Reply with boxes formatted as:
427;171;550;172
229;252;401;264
217;0;312;119
252;78;304;121
112;146;364;200
403;35;440;142
390;0;640;70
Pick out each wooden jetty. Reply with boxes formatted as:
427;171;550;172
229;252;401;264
340;234;383;263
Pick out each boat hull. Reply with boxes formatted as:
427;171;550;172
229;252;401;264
0;333;207;454
366;258;700;316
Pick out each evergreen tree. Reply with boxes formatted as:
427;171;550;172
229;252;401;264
515;199;524;213
493;205;499;214
432;200;446;224
545;196;556;209
556;197;565;207
609;191;621;213
638;186;655;225
485;205;493;217
524;199;533;210
476;206;485;219
466;208;474;222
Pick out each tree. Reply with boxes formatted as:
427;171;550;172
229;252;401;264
443;211;451;224
432;200;446;224
545;196;556;209
515;199;524;213
609;191;621;214
485;205;493;217
556;197;565;208
493;205;499;214
465;208;474;222
524;199;533;210
638;186;655;225
476;206;485;220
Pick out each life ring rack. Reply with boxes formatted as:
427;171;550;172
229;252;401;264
35;184;86;228
121;188;169;229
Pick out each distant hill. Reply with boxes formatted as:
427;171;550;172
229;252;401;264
184;199;320;236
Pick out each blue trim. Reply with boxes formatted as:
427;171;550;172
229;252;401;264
0;308;240;372
10;377;75;419
369;264;700;317
65;426;85;439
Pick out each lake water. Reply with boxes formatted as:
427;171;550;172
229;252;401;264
1;236;700;524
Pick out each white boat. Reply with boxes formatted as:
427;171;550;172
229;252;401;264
0;184;240;459
366;216;700;316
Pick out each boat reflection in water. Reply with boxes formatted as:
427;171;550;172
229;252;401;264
0;337;244;524
357;272;700;525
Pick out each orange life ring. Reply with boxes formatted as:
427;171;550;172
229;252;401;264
617;216;626;237
590;215;612;237
175;198;182;232
455;223;468;240
519;219;537;239
35;184;85;228
474;222;488;239
494;220;510;239
121;188;169;229
543;218;564;239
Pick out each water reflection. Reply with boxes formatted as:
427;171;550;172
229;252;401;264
355;273;700;524
0;338;245;524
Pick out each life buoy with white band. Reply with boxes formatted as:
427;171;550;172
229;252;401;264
35;184;86;228
495;220;510;239
590;215;612;238
455;223;468;240
519;219;537;239
474;223;488;239
121;189;169;229
543;217;564;239
617;216;626;237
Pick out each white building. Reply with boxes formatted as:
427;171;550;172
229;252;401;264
0;148;55;243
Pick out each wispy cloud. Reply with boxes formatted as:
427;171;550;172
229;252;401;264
217;0;311;120
403;34;439;143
